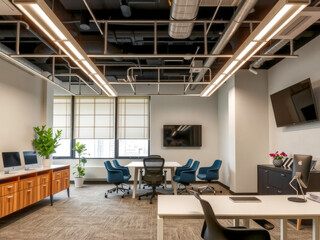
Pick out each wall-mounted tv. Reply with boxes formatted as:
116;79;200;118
163;125;202;147
270;78;318;127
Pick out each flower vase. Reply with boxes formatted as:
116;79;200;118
273;158;283;167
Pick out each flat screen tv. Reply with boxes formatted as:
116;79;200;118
270;79;318;127
163;125;202;147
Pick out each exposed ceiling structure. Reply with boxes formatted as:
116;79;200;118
0;0;319;96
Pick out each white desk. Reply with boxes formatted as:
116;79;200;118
126;161;181;199
157;195;320;240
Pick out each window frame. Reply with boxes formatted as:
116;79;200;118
53;96;150;159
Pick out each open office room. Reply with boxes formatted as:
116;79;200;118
0;0;320;239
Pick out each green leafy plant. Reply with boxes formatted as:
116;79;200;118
32;125;62;159
73;142;88;178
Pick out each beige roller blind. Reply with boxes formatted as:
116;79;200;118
74;96;115;139
117;97;149;139
53;96;72;139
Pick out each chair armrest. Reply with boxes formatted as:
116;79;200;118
180;171;196;183
115;167;130;176
175;167;190;176
206;168;219;180
107;170;124;183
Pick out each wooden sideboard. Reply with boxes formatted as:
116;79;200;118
258;164;320;195
0;165;70;218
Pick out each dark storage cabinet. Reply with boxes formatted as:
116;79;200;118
258;165;320;195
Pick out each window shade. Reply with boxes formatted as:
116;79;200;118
74;97;115;139
117;97;149;139
53;96;72;139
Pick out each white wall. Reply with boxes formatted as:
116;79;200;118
150;95;219;179
268;35;320;160
217;70;269;193
0;57;47;170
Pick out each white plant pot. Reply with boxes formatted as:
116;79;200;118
74;177;84;188
42;158;51;168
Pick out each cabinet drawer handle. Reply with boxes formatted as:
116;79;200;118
27;190;32;192
264;170;268;173
278;190;282;193
27;181;33;183
43;184;47;187
266;186;270;189
7;186;13;189
7;195;13;199
281;174;285;177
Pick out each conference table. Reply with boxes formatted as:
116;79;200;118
126;161;181;199
157;195;320;240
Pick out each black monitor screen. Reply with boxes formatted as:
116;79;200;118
270;79;318;127
163;125;202;147
2;152;22;168
23;151;38;165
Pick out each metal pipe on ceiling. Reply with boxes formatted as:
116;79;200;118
189;0;258;90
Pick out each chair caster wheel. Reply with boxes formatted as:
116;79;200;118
129;187;131;190
121;195;124;198
105;194;108;198
143;187;145;189
127;191;130;194
150;201;152;204
162;186;165;189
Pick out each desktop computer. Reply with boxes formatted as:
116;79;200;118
2;152;23;174
23;151;39;170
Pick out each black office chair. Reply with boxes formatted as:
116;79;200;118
138;157;165;204
140;155;167;189
194;193;271;240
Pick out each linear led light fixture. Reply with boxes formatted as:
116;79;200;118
13;0;117;97
201;0;309;97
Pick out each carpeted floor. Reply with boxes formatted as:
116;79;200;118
0;183;313;240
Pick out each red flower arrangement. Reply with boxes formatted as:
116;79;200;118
269;151;287;160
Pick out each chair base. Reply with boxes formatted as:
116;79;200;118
198;183;222;194
177;183;194;195
105;184;130;198
138;189;164;204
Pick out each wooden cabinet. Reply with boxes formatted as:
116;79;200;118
0;165;70;219
258;165;320;195
1;192;19;217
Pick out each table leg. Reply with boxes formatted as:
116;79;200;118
243;218;250;228
312;217;319;240
139;168;142;189
233;219;240;227
280;219;288;240
132;167;138;199
171;167;177;195
157;215;164;240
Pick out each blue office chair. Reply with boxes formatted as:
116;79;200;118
173;160;200;194
197;160;222;194
174;158;193;176
104;161;131;198
113;159;131;190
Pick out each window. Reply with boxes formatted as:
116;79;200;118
53;96;72;157
74;97;115;158
117;97;149;157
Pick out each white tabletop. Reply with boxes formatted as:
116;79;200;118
158;195;320;219
126;161;181;168
0;165;69;180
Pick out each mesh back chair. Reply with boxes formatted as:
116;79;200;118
138;157;165;204
140;155;167;189
194;193;270;240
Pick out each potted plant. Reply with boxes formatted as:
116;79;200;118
32;125;62;167
269;151;287;167
73;142;88;188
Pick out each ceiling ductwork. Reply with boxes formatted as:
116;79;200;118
168;0;201;39
250;39;289;69
190;0;258;90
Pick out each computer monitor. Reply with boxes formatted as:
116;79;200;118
288;154;312;202
2;152;22;174
23;151;39;170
